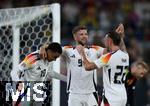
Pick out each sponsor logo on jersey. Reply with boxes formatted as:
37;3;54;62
70;54;75;58
122;58;127;63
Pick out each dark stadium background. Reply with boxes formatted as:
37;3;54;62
0;0;150;106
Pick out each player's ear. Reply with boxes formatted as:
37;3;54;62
108;38;112;45
73;34;77;40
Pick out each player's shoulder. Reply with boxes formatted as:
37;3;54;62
63;45;73;49
88;45;104;51
23;50;41;64
100;51;116;63
30;50;39;55
63;45;74;51
101;52;114;59
111;50;129;63
117;50;129;57
103;50;116;56
26;51;40;58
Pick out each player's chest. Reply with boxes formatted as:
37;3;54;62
67;49;98;64
33;61;49;74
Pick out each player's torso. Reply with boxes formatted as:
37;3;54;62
63;45;103;93
103;50;129;101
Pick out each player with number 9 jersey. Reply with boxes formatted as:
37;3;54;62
62;45;104;106
63;45;104;94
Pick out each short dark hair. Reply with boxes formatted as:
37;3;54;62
107;31;121;46
72;25;87;35
46;42;62;54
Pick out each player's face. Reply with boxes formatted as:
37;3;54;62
18;83;23;91
74;29;88;45
46;50;60;62
131;64;147;79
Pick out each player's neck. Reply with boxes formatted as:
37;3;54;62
76;43;86;47
110;46;120;52
39;53;45;60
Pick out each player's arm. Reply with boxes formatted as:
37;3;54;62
46;63;67;82
11;61;28;81
76;45;97;70
115;23;127;52
18;62;28;79
82;55;97;71
76;45;99;71
39;43;49;60
46;71;67;82
102;23;126;54
11;63;25;81
83;52;110;71
77;45;111;71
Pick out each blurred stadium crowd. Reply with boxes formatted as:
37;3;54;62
0;0;150;105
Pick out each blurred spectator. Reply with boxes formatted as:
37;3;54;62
79;5;99;31
63;1;79;24
144;26;150;41
61;1;80;45
0;0;12;8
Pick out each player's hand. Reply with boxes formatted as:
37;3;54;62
115;23;125;38
76;45;84;56
39;46;47;60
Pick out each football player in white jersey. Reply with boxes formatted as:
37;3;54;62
11;42;67;106
76;31;129;106
62;26;104;106
41;26;104;106
40;24;125;106
11;42;67;82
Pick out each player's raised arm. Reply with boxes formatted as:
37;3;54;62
102;23;126;54
39;43;49;60
115;23;127;52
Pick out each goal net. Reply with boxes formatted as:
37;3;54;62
0;3;60;106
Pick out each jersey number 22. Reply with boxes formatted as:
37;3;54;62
108;65;128;84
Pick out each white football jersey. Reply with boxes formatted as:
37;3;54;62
94;50;129;102
62;45;104;94
18;50;53;81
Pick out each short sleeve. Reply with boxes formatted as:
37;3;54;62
94;53;112;69
62;46;73;59
18;53;39;71
91;45;104;57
